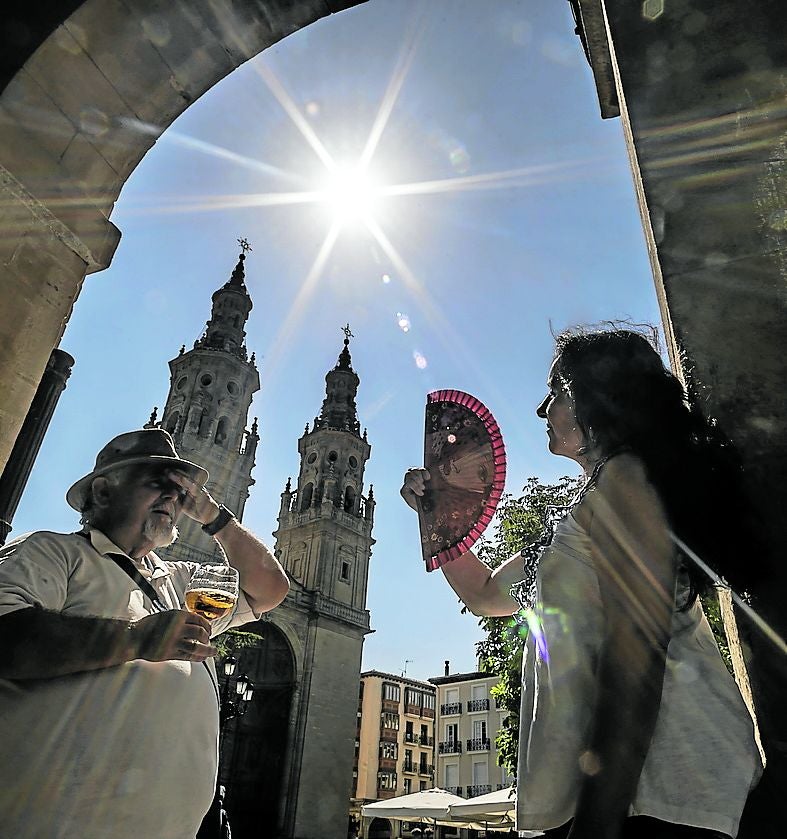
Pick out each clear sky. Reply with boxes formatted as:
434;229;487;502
12;1;659;682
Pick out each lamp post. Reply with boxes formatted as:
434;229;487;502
219;654;255;728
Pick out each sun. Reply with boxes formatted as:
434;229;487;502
320;165;382;227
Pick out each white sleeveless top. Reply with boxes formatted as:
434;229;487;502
516;511;762;836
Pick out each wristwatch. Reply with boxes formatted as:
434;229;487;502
202;504;236;536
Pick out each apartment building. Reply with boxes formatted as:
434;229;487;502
352;671;437;827
429;666;514;799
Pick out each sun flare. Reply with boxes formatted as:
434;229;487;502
320;165;382;226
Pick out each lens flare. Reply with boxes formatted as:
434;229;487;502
396;312;411;333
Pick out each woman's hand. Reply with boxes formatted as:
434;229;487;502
400;468;430;511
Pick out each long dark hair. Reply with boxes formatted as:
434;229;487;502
553;326;758;604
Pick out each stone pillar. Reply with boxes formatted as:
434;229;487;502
600;1;787;833
0;348;75;544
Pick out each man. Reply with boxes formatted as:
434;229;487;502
0;428;289;838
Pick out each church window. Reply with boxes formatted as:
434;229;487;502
327;451;338;463
176;376;187;391
340;560;351;582
227;381;239;396
306;452;317;464
197;409;210;437
343;485;356;513
300;483;313;512
165;411;179;433
214;417;228;446
200;373;213;387
348;455;358;469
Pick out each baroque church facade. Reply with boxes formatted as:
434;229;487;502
152;243;374;838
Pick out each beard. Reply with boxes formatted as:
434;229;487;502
143;514;179;548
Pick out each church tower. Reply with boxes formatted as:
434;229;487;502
153;239;260;563
223;329;375;839
274;326;375;608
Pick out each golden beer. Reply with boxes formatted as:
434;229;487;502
185;588;236;621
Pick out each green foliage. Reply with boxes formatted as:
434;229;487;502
700;590;733;675
214;627;264;661
474;476;583;777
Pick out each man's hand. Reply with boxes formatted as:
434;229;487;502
168;470;221;526
131;609;216;662
400;468;430;511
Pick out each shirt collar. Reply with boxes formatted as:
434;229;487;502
86;527;171;580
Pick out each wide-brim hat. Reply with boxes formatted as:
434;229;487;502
66;428;209;511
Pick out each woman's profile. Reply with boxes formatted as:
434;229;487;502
401;327;762;839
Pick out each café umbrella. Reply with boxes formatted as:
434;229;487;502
361;787;466;828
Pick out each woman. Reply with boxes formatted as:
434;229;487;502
401;328;761;839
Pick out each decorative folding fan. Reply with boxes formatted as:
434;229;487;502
417;390;506;571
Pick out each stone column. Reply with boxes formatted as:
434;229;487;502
0;348;75;544
601;1;787;833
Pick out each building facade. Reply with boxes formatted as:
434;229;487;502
353;671;437;833
150;246;375;838
429;667;514;800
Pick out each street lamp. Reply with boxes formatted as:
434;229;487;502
219;657;254;727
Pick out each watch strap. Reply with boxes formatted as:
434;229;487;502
202;504;236;536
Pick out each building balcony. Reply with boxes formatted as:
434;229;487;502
467;784;492;797
402;762;417;774
467;698;490;712
418;764;434;776
440;702;462;715
419;734;434;746
421;706;435;719
380;728;398;742
382;699;400;713
445;786;463;796
466;738;491;752
438;741;462;755
376;787;398;799
403;731;419;744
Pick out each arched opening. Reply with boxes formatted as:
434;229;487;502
299;482;313;512
165;410;179;434
220;623;296;837
343;485;356;514
368;817;393;839
214;417;229;446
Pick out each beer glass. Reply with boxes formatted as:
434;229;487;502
184;565;239;622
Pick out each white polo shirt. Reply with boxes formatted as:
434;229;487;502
0;528;260;839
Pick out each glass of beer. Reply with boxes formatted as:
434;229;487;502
185;565;239;622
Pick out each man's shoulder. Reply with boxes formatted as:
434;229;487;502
1;530;85;558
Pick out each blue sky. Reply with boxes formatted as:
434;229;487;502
13;1;659;682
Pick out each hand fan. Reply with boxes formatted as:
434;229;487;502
417;389;506;571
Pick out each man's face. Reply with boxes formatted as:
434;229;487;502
109;465;188;548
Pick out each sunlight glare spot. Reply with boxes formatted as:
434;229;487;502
396;312;411;333
382;273;391;284
414;350;428;370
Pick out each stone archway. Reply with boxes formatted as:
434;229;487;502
0;0;366;470
221;621;297;837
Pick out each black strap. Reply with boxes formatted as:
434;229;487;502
74;531;221;705
107;553;170;613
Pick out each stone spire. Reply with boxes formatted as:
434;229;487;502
314;325;360;436
195;238;254;361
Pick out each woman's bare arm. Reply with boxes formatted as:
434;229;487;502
569;454;677;839
401;468;522;616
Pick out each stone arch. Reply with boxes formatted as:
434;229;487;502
368;817;393;839
0;0;367;472
221;622;296;837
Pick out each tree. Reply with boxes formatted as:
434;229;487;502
474;475;583;777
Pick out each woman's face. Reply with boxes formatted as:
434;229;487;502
536;359;587;462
